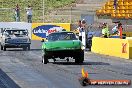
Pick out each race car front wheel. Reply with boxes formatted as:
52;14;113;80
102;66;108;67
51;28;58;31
42;56;44;63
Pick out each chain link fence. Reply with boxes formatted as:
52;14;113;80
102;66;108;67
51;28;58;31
0;0;131;32
0;8;82;23
0;0;81;23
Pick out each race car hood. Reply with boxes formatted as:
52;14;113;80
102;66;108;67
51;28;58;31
43;40;81;51
8;35;29;40
5;35;30;43
9;35;29;38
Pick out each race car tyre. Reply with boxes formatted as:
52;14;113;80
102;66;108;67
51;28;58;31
27;45;30;50
1;45;3;50
75;51;84;63
44;54;48;64
23;47;27;51
3;46;6;51
42;56;44;63
75;58;80;63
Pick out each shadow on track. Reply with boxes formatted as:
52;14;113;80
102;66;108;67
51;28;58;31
52;62;110;65
30;49;42;51
4;49;23;51
0;69;21;88
3;48;41;51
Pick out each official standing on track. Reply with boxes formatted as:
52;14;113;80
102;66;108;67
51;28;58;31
77;20;83;41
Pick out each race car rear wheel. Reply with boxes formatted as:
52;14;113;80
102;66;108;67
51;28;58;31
75;58;84;63
75;51;84;63
42;56;44;63
75;58;79;63
44;54;48;64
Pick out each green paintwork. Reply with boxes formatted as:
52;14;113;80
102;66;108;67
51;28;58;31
42;40;81;51
41;32;84;64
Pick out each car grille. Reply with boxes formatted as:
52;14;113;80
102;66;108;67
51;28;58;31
7;39;27;43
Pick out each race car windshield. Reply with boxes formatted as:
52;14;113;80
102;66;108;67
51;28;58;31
48;32;77;41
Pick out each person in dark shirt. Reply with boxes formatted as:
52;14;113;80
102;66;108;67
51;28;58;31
14;4;20;22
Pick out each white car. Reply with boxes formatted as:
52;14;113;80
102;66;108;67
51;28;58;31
0;29;31;51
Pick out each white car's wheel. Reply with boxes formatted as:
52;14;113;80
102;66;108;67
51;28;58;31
3;46;6;51
23;47;27;51
27;45;30;50
1;45;3;50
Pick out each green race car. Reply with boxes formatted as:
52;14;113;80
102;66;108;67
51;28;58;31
41;31;84;64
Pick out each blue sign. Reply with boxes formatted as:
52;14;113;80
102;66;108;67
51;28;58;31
32;25;64;38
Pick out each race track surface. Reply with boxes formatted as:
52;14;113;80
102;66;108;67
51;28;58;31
0;40;132;88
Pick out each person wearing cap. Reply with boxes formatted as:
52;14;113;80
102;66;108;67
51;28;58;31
118;23;123;39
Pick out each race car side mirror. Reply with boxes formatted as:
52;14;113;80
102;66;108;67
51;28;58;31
41;39;45;42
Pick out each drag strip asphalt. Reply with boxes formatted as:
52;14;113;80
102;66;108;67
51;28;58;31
0;40;132;88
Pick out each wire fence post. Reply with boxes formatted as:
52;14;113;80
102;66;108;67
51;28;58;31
42;0;45;23
70;6;72;23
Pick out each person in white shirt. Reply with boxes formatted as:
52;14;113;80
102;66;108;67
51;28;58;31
77;20;83;41
112;22;118;34
26;5;32;23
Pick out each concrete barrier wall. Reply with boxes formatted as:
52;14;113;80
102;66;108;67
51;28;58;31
128;40;132;59
123;32;132;37
91;37;132;59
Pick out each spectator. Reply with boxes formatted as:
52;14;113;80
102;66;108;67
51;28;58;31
77;20;83;41
76;19;87;41
112;22;118;34
101;23;109;38
81;19;86;29
14;4;20;22
114;0;117;10
118;22;123;39
26;5;32;23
